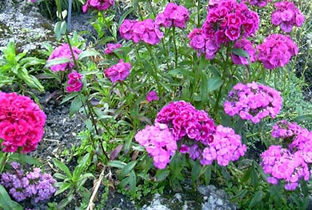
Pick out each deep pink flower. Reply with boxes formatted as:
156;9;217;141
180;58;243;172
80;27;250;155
0;92;46;153
231;39;257;65
257;34;298;69
241;0;271;7
66;71;83;92
156;3;190;29
48;44;81;72
119;19;163;45
104;59;131;83
146;91;159;102
83;0;114;12
271;1;304;33
105;43;122;54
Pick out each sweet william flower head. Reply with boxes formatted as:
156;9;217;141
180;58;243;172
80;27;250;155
83;0;114;12
224;82;282;123
48;44;81;72
66;71;83;92
146;91;159;102
135;123;177;169
0;92;46;153
104;59;131;83
156;3;190;29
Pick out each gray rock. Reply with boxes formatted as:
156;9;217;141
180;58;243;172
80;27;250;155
142;194;170;210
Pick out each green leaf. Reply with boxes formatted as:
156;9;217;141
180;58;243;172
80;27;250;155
250;163;258;187
232;48;250;64
208;77;223;92
45;57;71;68
107;160;127;169
119;161;137;178
203;165;212;185
129;171;136;196
54;173;67;180
155;168;170;182
54;21;62;40
9;153;40;165
294;114;312;123
249;191;263;208
57;194;74;209
78;50;100;60
0;185;23;210
69;96;83;117
118;8;134;28
200;72;209;104
53;159;72;178
191;161;201;183
55;182;71;196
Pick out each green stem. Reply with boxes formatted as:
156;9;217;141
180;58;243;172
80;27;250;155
65;32;79;71
146;45;162;96
197;0;201;28
213;82;224;115
172;27;178;68
0;152;9;173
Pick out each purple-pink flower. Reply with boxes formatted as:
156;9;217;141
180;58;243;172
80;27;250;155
231;39;257;65
257;34;298;70
224;82;283;124
105;43;122;54
155;3;190;29
82;0;114;13
1;162;56;202
104;59;131;83
261;145;310;191
119;19;164;45
146;91;159;102
48;44;81;72
66;71;83;92
201;125;246;166
271;1;304;33
135;123;177;169
241;0;271;7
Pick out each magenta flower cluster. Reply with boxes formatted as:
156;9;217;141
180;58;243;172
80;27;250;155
119;19;164;45
272;1;304;33
261;145;310;191
155;101;216;145
146;91;159;102
224;82;282;124
155;3;189;29
261;121;312;190
242;0;271;8
48;44;81;72
201;125;247;166
231;39;257;65
257;34;298;70
82;0;114;13
105;43;122;54
104;59;131;83
135;123;177;169
0;92;46;153
1;162;56;202
66;71;83;93
189;0;259;59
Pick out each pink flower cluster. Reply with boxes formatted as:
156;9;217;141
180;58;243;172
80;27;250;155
82;0;114;13
272;120;303;139
224;82;282;124
201;125;247;166
261;145;310;191
104;59;131;83
1;162;56;202
155;3;189;29
146;91;159;102
135;123;177;169
241;0;271;8
155;101;216;145
257;34;298;70
261;121;312;190
66;71;83;93
119;19;164;45
105;43;122;54
48;44;81;72
272;1;304;33
189;0;259;59
0;92;46;153
231;39;257;65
